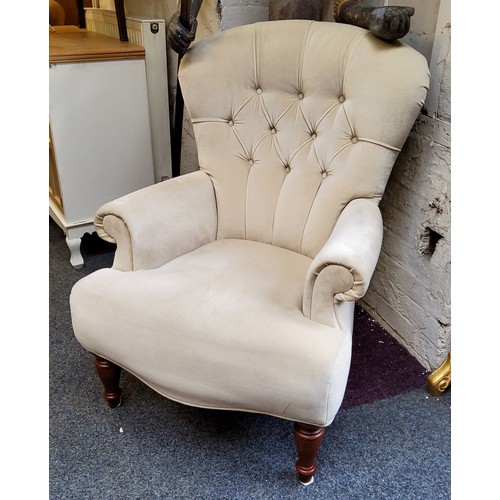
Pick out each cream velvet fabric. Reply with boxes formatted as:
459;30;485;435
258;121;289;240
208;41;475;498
72;239;352;426
70;20;429;427
179;20;429;258
94;171;217;271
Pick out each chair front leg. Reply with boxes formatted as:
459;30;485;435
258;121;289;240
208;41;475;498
294;422;325;484
94;355;122;408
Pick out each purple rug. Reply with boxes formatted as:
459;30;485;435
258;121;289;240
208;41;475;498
341;305;429;409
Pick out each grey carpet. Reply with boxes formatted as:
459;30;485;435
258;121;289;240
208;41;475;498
49;218;451;499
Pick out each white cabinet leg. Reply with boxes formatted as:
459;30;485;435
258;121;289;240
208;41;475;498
66;236;84;269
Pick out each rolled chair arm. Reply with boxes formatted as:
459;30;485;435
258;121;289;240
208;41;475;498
94;171;218;271
303;198;383;327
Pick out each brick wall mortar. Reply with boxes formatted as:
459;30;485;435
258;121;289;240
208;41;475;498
362;111;451;371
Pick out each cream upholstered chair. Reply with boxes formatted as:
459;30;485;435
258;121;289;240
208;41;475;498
70;20;429;483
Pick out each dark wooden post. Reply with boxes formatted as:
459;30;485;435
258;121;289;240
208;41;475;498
171;0;194;178
94;355;123;408
76;0;86;28
114;0;129;42
294;423;325;484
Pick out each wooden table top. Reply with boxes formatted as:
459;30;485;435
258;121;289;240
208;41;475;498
49;25;145;63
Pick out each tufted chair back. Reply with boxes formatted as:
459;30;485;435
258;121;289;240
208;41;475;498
179;20;429;258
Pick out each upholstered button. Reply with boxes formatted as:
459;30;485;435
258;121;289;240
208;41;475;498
339;95;345;103
256;88;263;95
228;120;234;126
248;159;255;166
322;171;327;179
285;165;291;173
311;132;317;140
351;136;358;144
271;127;277;134
298;92;304;100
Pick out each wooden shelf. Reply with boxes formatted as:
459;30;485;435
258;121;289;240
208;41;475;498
49;25;145;63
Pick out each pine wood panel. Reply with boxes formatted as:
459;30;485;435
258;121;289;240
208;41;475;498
49;125;64;213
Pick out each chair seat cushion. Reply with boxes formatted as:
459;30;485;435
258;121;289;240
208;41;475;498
70;239;352;426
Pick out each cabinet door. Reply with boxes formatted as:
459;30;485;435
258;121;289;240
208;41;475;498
49;58;154;225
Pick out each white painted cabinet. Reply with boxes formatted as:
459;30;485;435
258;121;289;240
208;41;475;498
49;26;155;268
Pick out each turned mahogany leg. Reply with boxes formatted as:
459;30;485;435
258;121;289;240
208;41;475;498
294;423;325;485
94;355;122;408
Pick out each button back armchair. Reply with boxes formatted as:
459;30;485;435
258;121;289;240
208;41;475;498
70;19;429;484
